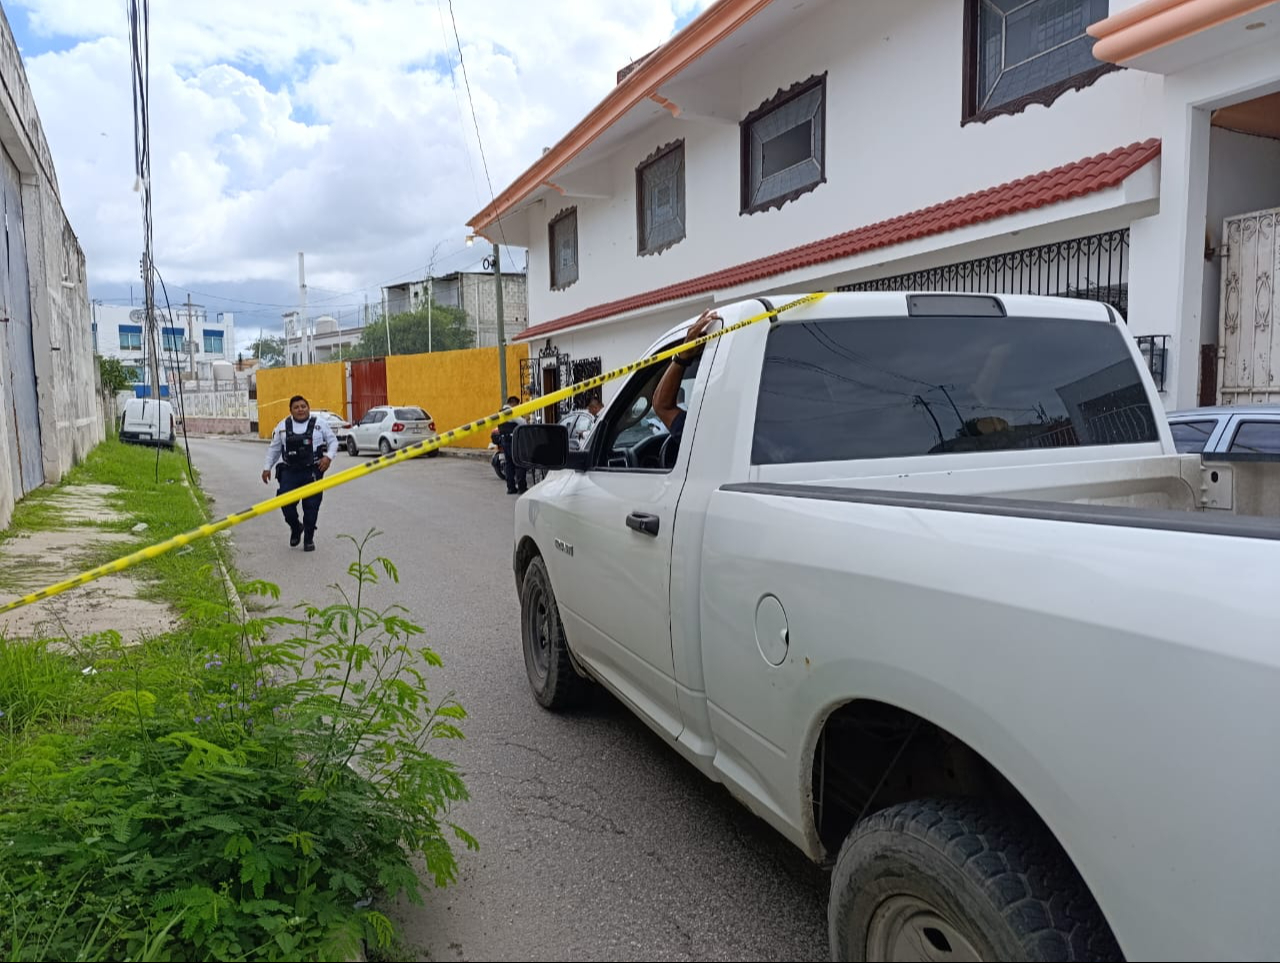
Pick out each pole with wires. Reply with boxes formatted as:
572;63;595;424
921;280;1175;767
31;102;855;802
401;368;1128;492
493;242;506;402
298;252;309;366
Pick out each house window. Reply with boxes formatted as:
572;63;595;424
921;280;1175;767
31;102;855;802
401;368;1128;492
637;140;685;256
549;207;578;290
162;326;183;352
118;324;142;350
966;0;1113;122
741;73;826;215
203;329;224;354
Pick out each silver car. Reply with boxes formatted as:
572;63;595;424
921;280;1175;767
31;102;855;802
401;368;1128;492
344;405;442;458
1166;403;1280;455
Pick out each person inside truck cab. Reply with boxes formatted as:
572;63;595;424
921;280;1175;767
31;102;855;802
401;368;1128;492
654;309;720;438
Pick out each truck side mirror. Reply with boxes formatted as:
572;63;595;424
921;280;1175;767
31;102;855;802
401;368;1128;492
512;423;569;470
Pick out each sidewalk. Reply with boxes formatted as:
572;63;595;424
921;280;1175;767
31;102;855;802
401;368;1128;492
0;441;232;645
0;482;177;644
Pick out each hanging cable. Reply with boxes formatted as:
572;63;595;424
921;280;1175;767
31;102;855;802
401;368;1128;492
445;0;520;269
154;267;196;484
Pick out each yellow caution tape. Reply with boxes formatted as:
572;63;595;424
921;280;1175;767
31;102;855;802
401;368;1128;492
0;293;827;614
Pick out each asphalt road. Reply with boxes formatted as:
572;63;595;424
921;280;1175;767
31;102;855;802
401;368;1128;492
190;437;828;962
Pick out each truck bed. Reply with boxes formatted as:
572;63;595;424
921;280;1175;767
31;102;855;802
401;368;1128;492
754;452;1280;519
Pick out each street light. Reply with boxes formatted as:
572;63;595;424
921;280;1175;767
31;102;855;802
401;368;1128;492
466;232;506;401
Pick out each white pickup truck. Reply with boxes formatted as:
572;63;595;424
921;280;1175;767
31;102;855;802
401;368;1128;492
509;292;1280;962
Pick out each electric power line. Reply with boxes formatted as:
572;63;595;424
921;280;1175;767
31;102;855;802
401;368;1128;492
445;0;520;269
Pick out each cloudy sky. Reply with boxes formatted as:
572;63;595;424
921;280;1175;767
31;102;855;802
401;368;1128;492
9;0;711;350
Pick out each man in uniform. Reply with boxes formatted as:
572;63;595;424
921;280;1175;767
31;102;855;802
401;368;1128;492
261;394;339;551
496;395;527;495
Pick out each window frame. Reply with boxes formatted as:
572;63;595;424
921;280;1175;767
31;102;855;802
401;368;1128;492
585;342;703;474
635;139;686;256
548;206;579;291
118;326;143;351
1226;418;1280;455
749;314;1161;467
1167;418;1220;454
961;0;1118;126
739;73;828;216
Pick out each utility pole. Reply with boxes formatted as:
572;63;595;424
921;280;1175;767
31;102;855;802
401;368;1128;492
493;241;507;402
186;293;196;378
426;239;443;353
298;252;309;366
141;254;161;398
383;290;391;357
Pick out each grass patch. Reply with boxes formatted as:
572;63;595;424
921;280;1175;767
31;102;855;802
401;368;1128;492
0;444;476;961
0;535;473;962
0;440;235;612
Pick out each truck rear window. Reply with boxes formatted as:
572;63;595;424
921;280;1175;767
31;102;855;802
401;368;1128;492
752;316;1159;465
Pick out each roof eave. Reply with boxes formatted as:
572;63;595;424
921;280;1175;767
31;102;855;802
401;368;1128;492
466;0;775;233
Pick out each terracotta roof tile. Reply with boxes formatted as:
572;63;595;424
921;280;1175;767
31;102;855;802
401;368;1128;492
517;138;1160;341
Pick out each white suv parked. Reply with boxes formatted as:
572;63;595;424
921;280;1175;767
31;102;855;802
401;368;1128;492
344;405;441;457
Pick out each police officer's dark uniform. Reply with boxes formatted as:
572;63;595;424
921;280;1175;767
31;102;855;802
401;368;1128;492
497;396;527;495
263;401;339;551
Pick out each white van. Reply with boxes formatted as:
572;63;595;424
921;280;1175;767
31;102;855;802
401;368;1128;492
119;398;176;448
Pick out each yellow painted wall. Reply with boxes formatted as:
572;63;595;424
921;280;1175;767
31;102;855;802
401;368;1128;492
256;363;348;439
387;347;523;449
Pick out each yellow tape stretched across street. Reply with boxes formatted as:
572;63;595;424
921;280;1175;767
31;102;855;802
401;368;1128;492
0;292;828;614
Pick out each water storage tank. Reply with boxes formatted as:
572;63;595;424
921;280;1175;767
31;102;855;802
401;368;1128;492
211;360;235;382
315;315;339;335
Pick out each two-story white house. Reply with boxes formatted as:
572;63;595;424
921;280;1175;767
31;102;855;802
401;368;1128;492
467;0;1280;418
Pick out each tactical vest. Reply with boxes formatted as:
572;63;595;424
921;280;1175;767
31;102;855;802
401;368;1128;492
282;417;319;469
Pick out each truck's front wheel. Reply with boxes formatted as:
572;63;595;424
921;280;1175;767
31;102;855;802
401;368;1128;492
520;556;588;710
828;798;1120;962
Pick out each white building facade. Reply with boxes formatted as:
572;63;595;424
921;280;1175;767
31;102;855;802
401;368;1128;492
283;312;363;366
469;0;1280;418
94;301;238;393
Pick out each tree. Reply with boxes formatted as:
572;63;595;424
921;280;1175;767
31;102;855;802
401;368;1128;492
249;335;285;367
98;356;133;393
348;303;475;359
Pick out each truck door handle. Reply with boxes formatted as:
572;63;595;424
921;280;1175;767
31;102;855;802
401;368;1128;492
626;512;660;537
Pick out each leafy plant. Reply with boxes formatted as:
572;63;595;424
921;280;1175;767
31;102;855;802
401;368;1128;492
0;531;474;961
99;356;135;393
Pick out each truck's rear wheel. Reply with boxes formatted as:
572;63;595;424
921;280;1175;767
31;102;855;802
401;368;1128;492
519;556;587;710
828;798;1120;962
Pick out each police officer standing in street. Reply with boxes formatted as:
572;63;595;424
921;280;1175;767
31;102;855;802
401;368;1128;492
261;395;339;551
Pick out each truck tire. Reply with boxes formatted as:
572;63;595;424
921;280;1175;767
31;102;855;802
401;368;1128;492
519;555;587;710
828;798;1121;962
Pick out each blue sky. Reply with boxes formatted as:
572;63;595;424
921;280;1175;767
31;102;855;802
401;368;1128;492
12;0;715;347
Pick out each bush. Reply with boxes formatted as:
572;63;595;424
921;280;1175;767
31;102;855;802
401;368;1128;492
0;531;475;962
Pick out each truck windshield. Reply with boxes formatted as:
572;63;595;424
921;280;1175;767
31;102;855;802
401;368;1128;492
753;315;1160;465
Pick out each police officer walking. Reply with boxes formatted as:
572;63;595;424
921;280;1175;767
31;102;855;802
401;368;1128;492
261;394;339;551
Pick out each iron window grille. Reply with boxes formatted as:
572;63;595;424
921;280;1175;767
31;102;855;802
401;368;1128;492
741;73;827;215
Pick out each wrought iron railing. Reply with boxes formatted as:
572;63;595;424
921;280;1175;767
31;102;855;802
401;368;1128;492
839;229;1130;318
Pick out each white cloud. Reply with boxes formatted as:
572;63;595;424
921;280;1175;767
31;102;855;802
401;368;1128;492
13;0;693;335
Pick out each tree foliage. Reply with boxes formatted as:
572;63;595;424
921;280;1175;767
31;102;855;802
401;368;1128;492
348;304;475;359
